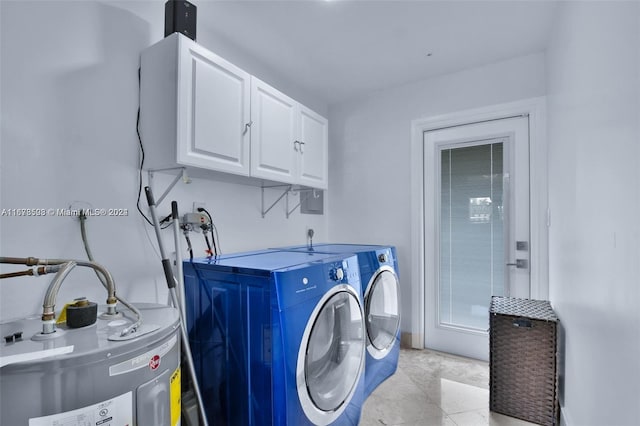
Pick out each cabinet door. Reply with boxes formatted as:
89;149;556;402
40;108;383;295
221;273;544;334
297;105;328;189
250;77;298;184
177;38;251;175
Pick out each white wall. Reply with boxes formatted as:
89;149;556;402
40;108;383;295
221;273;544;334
328;53;547;331
0;1;328;322
546;2;640;425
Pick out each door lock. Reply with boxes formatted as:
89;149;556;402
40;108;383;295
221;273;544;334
507;259;528;269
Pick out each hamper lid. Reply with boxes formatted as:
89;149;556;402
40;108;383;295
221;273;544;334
490;296;558;322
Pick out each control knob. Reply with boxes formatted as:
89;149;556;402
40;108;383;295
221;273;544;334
378;253;388;263
331;267;345;281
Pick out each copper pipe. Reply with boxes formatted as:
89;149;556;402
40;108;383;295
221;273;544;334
0;269;34;279
0;265;62;279
0;257;40;266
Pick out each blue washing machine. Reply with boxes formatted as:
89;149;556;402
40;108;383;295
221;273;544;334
184;250;366;425
274;244;401;398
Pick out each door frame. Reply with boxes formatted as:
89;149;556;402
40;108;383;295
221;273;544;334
409;97;548;350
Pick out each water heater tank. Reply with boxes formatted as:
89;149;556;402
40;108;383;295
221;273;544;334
0;303;181;425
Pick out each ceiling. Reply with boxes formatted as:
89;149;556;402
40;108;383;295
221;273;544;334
195;1;559;105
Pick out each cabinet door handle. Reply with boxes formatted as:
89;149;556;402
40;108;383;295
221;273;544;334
295;140;305;154
243;121;254;135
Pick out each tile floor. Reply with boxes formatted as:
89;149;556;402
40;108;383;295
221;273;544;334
360;348;537;426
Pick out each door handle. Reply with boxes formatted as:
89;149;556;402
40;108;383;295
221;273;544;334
507;259;528;269
294;140;305;154
243;121;253;135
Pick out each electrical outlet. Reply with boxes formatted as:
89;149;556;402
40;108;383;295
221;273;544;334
193;201;206;213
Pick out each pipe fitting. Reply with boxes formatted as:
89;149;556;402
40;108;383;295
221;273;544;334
42;319;56;335
36;265;61;276
41;312;55;322
105;303;118;316
41;261;77;334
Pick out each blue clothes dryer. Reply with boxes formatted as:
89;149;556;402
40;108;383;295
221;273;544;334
274;244;401;398
184;250;366;426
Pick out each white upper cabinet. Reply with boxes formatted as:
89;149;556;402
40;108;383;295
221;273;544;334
140;33;328;190
250;76;298;184
250;77;328;189
140;33;251;176
297;104;328;189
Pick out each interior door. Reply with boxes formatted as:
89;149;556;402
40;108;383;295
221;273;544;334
423;116;530;361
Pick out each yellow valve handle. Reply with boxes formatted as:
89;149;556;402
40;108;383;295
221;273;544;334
56;298;89;324
56;302;72;324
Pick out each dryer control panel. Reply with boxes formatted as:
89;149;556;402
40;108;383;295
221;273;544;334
275;256;362;310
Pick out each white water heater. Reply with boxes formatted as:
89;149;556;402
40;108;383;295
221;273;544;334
0;303;181;425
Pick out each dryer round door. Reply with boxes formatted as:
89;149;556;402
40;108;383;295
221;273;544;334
296;284;365;426
364;266;400;359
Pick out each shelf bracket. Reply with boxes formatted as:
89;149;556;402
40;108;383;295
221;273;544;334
261;184;323;218
261;184;292;218
147;167;191;207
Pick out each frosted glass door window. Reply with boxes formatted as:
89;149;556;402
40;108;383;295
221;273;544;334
439;141;505;331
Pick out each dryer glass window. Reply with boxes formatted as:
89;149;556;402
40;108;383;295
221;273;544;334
305;291;364;412
366;270;400;350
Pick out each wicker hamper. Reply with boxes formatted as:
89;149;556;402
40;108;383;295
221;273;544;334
489;296;560;426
